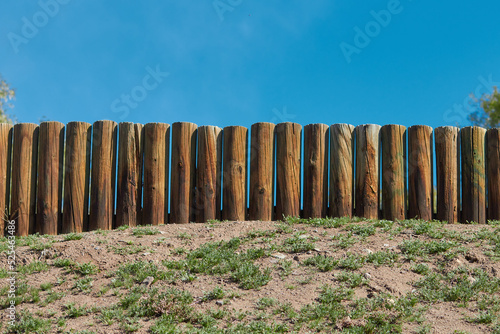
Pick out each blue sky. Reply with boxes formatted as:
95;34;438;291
1;0;500;129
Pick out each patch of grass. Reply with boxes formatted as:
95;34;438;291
73;276;93;293
163;238;271;290
63;233;83;241
335;271;367;288
256;297;278;310
40;282;53;291
201;286;225;302
399;239;459;257
65;303;92;318
337;253;366;270
40;291;65;307
108;244;147;255
54;258;76;269
281;233;316;253
303;255;338;272
411;263;431;275
132;226;161;237
17;261;49;274
74;262;98;276
345;223;376;237
7;310;51;333
177;232;192;240
366;250;399;266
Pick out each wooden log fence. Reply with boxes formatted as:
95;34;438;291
0;120;499;236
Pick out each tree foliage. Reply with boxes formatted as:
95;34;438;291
0;75;15;124
468;86;500;129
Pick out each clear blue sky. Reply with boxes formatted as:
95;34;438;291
1;1;500;129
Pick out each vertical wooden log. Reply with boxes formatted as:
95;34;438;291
303;123;329;219
222;126;248;221
62;122;91;234
408;125;433;221
434;126;460;223
36;121;65;235
0;124;13;236
330;124;355;218
461;126;486;224
11;123;38;236
487;128;500;221
355;124;381;219
195;126;222;223
170;122;197;224
381;124;406;221
143;123;169;226
249;122;275;221
89;120;117;231
276;122;301;219
116;123;144;228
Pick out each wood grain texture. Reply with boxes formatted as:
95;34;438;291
303;123;329;219
381;124;406;221
249;122;275;221
461;126;486;224
62;122;91;233
408;125;433;221
11;123;38;236
143;123;169;226
116;123;144;228
170;122;197;224
195;125;222;223
89;120;117;231
222;126;248;221
330;124;355;218
355;124;381;219
434;126;460;223
276;122;302;219
36;121;65;235
0;124;12;236
487;128;500;220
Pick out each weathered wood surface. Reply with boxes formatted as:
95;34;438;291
143;123;169;226
381;124;406;221
116;123;144;227
11;123;38;236
487;128;500;221
62;122;91;233
195;125;222;223
249;122;275;221
408;125;433;220
276;122;302;219
222;126;248;221
170;122;197;224
36;121;65;235
330;124;355;218
89;120;117;231
303;123;328;219
355;124;381;219
434;126;460;223
461;126;486;224
0;124;12;236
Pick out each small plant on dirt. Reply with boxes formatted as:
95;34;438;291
73;276;93;293
366;250;399;266
64;233;83;241
337;253;366;270
65;303;91;318
40;291;65;306
201;286;225;302
281;233;316;253
132;226;160;237
74;262;98;276
40;282;53;291
278;259;294;279
54;258;76;269
108;244;147;255
7;310;51;333
335;271;367;288
17;261;49;275
303;255;338;272
256;297;278;310
411;263;431;275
